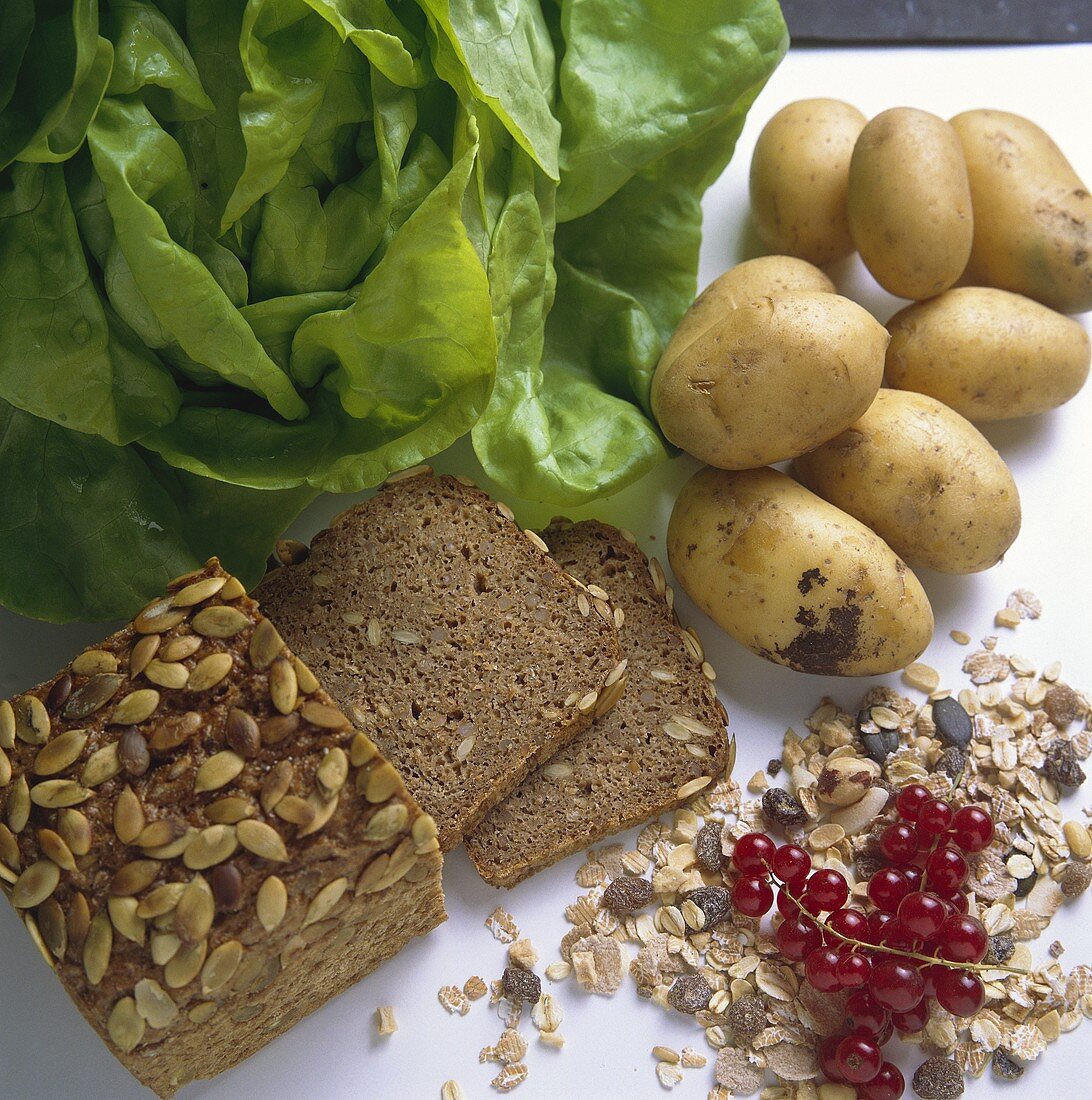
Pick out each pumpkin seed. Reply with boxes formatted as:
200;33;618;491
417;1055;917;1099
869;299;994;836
114;785;145;844
70;650;118;676
292;658;320;695
204;796;254;825
58;808;91;855
136;882;186;920
0;745;10;786
364;761;401;803
260;761;293;814
175;876;215;945
187;652;234;692
0;700;13;749
225;708;260;758
237;819;289;862
167;566;205;588
13;696;50;745
67;891;90;948
220;576;246;601
117;728;150;776
134;978;178;1029
189;1001;218;1024
349;731;377;767
31;778;92;808
411;814;439;849
151;932;181;966
269;657;298;715
303;878;348;928
129;634;160;678
12;860;61;907
192;606;250;638
7;774;30;832
38;828;76;871
144;827;197;860
83;912;113;984
111;689;160;725
107;996;146;1053
201;939;244;993
365;803;409;841
173;576;226;607
182;824;238;870
63;674;124;719
37;897;67;959
299;789;339;837
164;940;207;989
148;710;202;752
144;660;189;690
300;701;347;729
32;728;88;776
161;635;202;662
110;860;160;896
22;914;53;968
256;876;288;931
135;818;188;849
0;822;20;870
194;751;245;794
273;796;316;828
80;742;121;787
317;747;349;794
260;712;299;745
133;599;188;634
107;896;146;944
248;618;284;670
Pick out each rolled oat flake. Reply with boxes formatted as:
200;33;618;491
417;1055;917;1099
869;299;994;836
931;697;972;748
912;1056;964;1099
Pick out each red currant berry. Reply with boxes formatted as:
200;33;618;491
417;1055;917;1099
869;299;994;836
902;865;924;893
732;832;777;874
835;1034;883;1084
829;907;870;942
868;867;911;913
846;990;889;1036
921;963;947;998
818;1036;844;1082
836;952;872;989
891;999;931;1032
776;888;802;919
731;875;774;917
859;1062;906;1100
805;868;850;912
896;783;931;820
776;915;823;961
869;958;925;1012
772;843;811;887
880;822;920;864
950;805;994;853
898;890;948;940
925;846;968;894
936;968;985;1017
880;920;920;951
937;914;988;963
805;946;844;993
866;910;896;944
917;798;955;838
947;891;969;914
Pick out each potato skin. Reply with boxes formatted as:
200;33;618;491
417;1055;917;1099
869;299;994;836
951;109;1092;313
659;256;836;371
668;466;934;676
886;287;1090;421
793;390;1021;574
750;98;867;265
847;108;973;300
651;293;886;470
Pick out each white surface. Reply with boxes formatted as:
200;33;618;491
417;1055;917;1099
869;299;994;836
1;42;1091;1100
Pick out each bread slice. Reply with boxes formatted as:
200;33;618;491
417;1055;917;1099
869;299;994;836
466;520;731;887
257;471;621;851
0;559;445;1097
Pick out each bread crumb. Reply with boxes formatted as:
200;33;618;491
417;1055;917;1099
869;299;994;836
374;1005;397;1035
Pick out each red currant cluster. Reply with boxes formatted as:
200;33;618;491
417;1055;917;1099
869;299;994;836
726;784;1000;1098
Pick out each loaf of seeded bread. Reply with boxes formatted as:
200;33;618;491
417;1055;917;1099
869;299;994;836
258;470;622;851
0;560;444;1097
466;520;731;887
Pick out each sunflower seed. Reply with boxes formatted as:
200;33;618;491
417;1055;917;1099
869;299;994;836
70;650;118;676
225;708;260;757
237;819;288;862
349;731;377;767
364;761;401;803
220;576;246;600
7;775;30;831
256;876;288;931
12;860;61;908
392;630;422;645
210;863;242;911
183;824;238;870
37;897;67;959
143;660;189;690
273;796;316;828
365;803;409;841
187;652;234;692
117;728;150;777
316;747;348;794
148;710;203;752
269;657;298;715
136;882;187;919
107;896;146;944
248;619;284;671
107;996;145;1053
193;606;250;638
114;786;145;844
260;760;294;813
0;700;13;749
201;940;244;993
13;696;50;745
164;940;207;988
303;878;349;928
160;635;202;663
298;790;338;837
129;635;160;678
134;978;178;1029
31;728;86;778
63;674;125;721
260;712;299;746
37;827;75;871
134;598;188;634
31;779;92;808
111;689;160;726
175;876;215;945
454;735;475;762
194;751;245;794
84;912;113;984
135;818;187;849
172;576;226;607
204;796;254;825
58;808;91;855
292;658;320;695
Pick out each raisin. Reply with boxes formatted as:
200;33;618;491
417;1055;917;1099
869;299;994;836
934;746;966;780
932;696;972;749
1043;740;1085;788
991;1050;1024;1081
685;886;732;928
502;966;541;1004
695;821;723;874
726;992;766;1044
1061;861;1092;899
912;1057;965;1099
761;787;807;831
1044;683;1081;727
767;758;782;776
667;974;712;1015
985;933;1014;966
601;876;653;915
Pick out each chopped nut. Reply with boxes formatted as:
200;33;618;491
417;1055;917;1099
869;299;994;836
508;939;538;970
374;1005;397;1036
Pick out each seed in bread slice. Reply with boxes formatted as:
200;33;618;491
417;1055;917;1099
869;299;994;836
257;472;621;851
466;519;731;887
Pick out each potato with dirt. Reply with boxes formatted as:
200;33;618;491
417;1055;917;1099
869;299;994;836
885;287;1090;420
950;109;1092;314
667;466;934;676
750;98;867;264
793;389;1021;574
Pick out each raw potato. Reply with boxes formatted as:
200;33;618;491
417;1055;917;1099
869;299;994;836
667;466;934;676
651;293;886;470
659;256;835;371
793;390;1021;574
750;98;867;264
886;287;1091;421
951;109;1092;313
847;108;973;300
